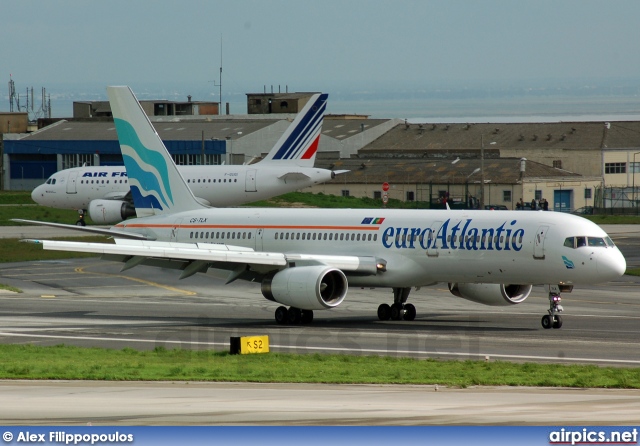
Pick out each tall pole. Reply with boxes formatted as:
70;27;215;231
480;135;485;209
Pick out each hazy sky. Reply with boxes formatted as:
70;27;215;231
3;0;640;113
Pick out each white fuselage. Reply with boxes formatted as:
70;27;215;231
113;208;626;288
31;165;334;210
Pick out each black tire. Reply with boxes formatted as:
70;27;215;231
553;315;563;329
390;303;404;320
287;307;302;325
541;314;552;329
301;310;314;324
377;303;391;321
403;303;416;321
76;220;86;227
275;306;288;325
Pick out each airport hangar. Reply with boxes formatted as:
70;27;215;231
3;92;640;211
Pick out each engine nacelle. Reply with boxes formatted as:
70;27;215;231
88;199;136;224
448;283;532;306
261;265;348;310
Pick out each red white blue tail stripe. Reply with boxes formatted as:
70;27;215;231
261;93;327;166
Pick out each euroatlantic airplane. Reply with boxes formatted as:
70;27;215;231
30;93;342;225
19;86;627;329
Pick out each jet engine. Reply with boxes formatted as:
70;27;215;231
261;265;348;310
448;283;532;306
88;199;136;224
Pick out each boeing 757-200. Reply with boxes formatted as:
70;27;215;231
17;86;627;329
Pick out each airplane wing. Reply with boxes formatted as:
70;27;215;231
12;219;152;240
33;238;381;281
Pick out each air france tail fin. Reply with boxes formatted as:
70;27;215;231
259;93;327;167
107;86;207;217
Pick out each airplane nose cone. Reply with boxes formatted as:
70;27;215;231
31;186;43;204
597;249;627;280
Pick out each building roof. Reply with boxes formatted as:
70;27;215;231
360;121;640;156
321;119;391;141
316;157;584;185
21;119;279;142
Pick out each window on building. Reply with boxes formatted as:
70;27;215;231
172;154;221;166
503;190;512;202
373;191;382;199
535;190;542;200
341;190;350;197
585;188;592;199
553;160;562;168
631;162;640;173
62;154;94;170
406;191;415;201
605;162;626;174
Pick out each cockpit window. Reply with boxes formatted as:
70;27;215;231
588;237;607;247
565;236;613;249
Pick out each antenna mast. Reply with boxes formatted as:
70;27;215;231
213;36;222;114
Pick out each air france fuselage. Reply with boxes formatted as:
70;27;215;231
114;208;626;288
32;165;335;210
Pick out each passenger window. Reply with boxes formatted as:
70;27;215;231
374;234;378;241
248;233;251;239
576;236;587;248
190;232;193;238
296;233;300;240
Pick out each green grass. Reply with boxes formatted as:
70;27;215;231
0;344;638;388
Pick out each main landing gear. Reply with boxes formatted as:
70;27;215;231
377;287;416;321
541;284;570;329
274;306;314;325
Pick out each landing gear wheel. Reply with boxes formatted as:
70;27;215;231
377;303;391;321
390;303;404;320
301;310;314;324
75;219;86;226
287;307;302;324
552;315;563;329
541;314;552;329
275;306;288;325
403;303;416;321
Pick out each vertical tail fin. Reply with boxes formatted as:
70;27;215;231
259;93;327;167
106;86;206;217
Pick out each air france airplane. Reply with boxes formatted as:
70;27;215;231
19;86;627;329
30;93;343;225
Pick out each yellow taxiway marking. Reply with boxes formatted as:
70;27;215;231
74;266;196;296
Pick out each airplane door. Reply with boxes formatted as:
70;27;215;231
245;169;257;192
170;218;183;242
533;225;548;259
427;221;442;257
255;228;264;251
66;171;78;194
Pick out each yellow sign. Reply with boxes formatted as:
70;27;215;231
230;335;270;354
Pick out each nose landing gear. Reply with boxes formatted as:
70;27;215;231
541;284;570;329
